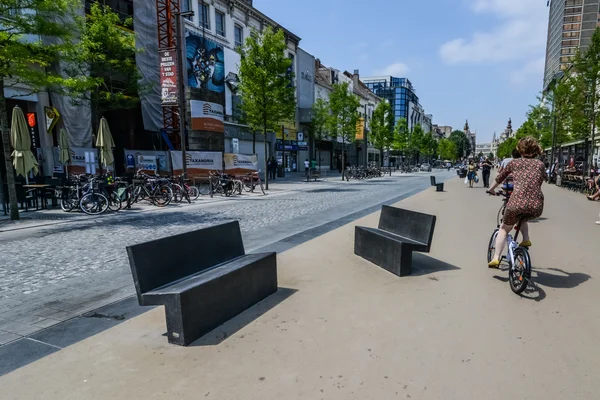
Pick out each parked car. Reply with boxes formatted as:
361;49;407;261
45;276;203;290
420;163;432;172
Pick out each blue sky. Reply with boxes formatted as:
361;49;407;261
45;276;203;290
254;0;549;143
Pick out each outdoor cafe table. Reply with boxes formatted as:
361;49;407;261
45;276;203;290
23;184;52;210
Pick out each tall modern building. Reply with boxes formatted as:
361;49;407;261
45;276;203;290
362;76;422;129
543;0;600;89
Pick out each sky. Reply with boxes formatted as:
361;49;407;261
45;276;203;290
254;0;549;143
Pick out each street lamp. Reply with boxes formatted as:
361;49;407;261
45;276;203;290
174;10;194;175
547;71;564;172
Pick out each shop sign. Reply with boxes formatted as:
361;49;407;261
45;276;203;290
355;117;365;140
138;155;158;173
160;50;178;106
190;100;225;133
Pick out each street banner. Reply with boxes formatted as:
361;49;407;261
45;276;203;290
190;100;225;133
356;118;365;140
224;153;258;175
123;150;170;174
160;50;178;106
44;106;60;134
69;147;98;174
170;151;222;177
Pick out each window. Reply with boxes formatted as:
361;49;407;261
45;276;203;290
234;24;243;47
565;7;582;15
183;0;192;19
563;23;581;31
564;15;581;23
199;2;210;29
215;10;225;36
563;31;580;38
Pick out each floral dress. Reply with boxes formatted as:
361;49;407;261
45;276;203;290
495;158;545;226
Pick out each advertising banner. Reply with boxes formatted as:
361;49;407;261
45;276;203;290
224;153;258;176
123;150;170;174
160;50;178;106
355;118;365;140
170;151;222;177
185;30;225;135
57;147;98;174
190;99;224;133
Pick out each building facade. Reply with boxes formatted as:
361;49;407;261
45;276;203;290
543;0;600;89
362;76;422;127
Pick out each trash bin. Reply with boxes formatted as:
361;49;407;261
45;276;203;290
277;166;284;178
430;176;436;186
436;183;444;192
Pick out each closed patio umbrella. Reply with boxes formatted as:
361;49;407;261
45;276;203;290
11;106;38;178
96;117;115;167
58;128;71;174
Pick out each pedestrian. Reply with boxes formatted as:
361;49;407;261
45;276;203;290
467;160;477;188
269;157;277;180
587;174;600;201
481;157;493;188
304;159;310;177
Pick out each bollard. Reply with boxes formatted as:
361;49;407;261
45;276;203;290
436;183;444;192
430;176;436;186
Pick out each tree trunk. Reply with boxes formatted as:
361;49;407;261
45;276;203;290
253;131;256;154
0;78;20;220
341;140;345;181
379;148;383;167
263;127;269;190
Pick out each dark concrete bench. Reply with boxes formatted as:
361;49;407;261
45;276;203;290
354;205;436;277
126;221;277;346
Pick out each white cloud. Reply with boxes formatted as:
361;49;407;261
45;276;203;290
439;0;547;69
374;62;410;77
510;57;545;85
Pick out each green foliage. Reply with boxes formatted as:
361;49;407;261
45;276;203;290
488;152;494;160
310;97;329;142
477;151;484;159
497;138;518;159
438;138;457;161
370;101;394;153
327;82;360;145
449;130;471;158
392;117;409;152
238;27;296;135
64;2;141;122
419;132;437;160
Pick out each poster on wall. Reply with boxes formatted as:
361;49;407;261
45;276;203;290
159;50;178;106
224;153;258;176
123;150;169;174
355;118;365;140
185;30;225;134
58;147;98;174
170;151;222;177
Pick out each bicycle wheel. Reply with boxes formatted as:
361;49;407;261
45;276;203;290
259;181;266;195
108;191;122;212
151;185;172;207
171;183;184;203
487;229;499;264
243;180;254;192
60;189;78;212
79;193;109;215
509;247;531;295
188;185;200;200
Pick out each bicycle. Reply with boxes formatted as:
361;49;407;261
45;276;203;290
79;176;110;215
487;190;532;295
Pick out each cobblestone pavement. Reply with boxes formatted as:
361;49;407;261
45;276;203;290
0;171;454;344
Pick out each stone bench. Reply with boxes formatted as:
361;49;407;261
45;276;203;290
354;205;436;277
126;221;277;346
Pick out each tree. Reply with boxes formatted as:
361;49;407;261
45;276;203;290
238;27;296;189
497;138;518;159
438;138;457;161
370;100;393;167
310;97;329;170
488;152;494;160
392;117;409;164
477;151;484;160
419;132;436;163
65;3;141;136
0;0;83;220
327;82;360;180
449;130;471;159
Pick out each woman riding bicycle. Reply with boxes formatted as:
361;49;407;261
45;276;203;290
487;137;545;268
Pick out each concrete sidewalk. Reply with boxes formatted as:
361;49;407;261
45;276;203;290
1;174;598;399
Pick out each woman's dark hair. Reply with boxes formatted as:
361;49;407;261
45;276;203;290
512;148;521;159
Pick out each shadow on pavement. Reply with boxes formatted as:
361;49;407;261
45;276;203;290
190;287;298;347
306;188;360;193
532;267;591;289
492;275;547;302
411;253;461;276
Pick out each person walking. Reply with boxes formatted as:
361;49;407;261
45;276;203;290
481;158;493;188
304;159;310;177
487;137;545;268
467;160;477;188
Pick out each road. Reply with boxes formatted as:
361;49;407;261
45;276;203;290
0;170;454;344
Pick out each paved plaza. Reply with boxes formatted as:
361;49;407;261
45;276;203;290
1;172;598;399
0;171;451;344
